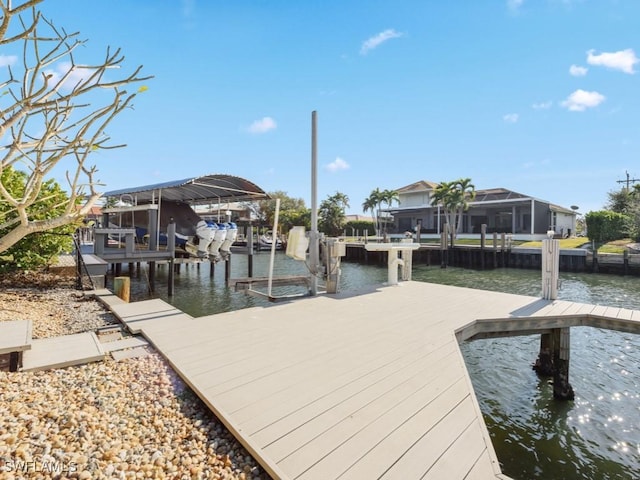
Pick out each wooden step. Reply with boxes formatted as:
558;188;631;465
111;346;150;361
101;336;149;353
21;332;105;372
0;320;32;354
0;320;33;372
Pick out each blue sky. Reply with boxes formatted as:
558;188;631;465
14;0;640;215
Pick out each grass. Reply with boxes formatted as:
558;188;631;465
519;237;633;254
597;239;632;254
418;236;633;254
518;238;589;249
598;244;626;254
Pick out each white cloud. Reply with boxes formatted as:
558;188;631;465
569;64;588;76
507;0;524;12
247;116;277;134
0;54;17;67
326;157;350;172
43;62;96;91
561;89;605;112
532;101;553;110
587;48;639;74
503;113;519;123
360;29;403;55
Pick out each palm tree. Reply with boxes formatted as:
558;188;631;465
380;189;399;240
362;188;383;239
455;178;476;234
431;180;455;244
430;178;475;247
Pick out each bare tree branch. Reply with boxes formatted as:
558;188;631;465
0;0;153;253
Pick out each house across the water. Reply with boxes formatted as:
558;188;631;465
385;180;577;241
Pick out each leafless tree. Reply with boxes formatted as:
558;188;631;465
0;0;152;252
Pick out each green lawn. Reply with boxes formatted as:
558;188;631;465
417;236;631;254
519;237;632;254
518;238;589;249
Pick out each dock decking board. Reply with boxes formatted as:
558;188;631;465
21;332;105;372
0;320;32;354
96;281;640;480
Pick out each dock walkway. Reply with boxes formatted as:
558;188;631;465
98;281;640;480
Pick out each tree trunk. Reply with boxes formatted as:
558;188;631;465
0;224;37;253
448;212;456;247
0;214;82;254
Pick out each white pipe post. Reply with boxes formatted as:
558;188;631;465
267;198;280;297
156;189;162;250
310;111;319;295
542;236;559;300
387;251;401;285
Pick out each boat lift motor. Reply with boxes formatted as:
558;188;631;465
208;222;228;261
219;222;238;260
195;220;218;258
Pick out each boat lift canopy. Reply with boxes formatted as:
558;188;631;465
103;174;269;205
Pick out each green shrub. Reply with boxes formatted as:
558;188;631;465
0;167;77;273
584;210;629;244
344;220;375;236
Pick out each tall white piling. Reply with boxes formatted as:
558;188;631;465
542;236;560;300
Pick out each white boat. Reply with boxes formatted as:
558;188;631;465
256;231;283;251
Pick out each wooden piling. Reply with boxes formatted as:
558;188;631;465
552;328;575;400
480;224;486;270
148;261;156;291
114;276;130;302
535;237;574;400
533;333;554;376
168;260;174;297
493;232;498;268
247;225;254;277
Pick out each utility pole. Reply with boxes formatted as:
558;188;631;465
309;111;320;296
616;171;640;190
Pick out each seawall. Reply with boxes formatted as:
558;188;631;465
343;244;640;276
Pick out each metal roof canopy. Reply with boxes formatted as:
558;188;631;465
103;174;269;205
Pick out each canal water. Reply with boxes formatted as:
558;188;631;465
115;252;640;480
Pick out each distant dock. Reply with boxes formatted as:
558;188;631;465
96;281;640;479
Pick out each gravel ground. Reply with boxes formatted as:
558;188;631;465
0;271;270;479
0;287;118;339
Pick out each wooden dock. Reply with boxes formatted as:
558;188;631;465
96;281;640;480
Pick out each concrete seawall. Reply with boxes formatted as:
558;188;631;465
344;244;640;275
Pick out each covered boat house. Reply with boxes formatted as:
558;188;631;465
84;174;269;292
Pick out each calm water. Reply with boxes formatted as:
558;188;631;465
113;252;640;480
